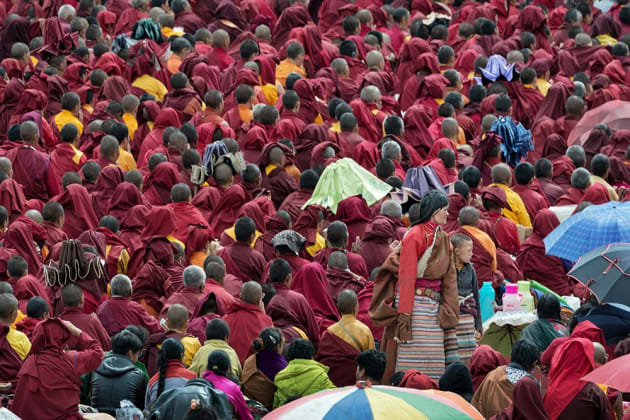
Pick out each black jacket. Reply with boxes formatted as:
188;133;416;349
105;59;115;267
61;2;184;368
90;353;147;415
146;378;232;420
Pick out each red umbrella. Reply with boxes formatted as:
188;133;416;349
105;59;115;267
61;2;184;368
580;353;630;391
568;101;630;146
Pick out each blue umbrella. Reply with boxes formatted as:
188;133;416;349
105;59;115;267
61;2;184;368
544;201;630;262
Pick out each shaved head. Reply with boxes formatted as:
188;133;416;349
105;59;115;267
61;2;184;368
491;163;512;185
241;281;262;305
0;293;18;323
328;251;348;270
25;209;43;225
365;50;385;70
331;58;349;75
166;303;189;330
337;289;358;315
441;117;459;138
213;163;234;187
458;206;480;227
380;200;402;219
482;114;497;132
62;282;84;307
593;342;607;365
0;157;12;175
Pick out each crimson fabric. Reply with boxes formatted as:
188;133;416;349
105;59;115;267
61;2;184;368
15;316;40;338
291;262;340;332
97;296;163;336
159;286;205;317
107;182;147;224
9;274;51;313
0;78;25;136
7;145;60;201
166;201;209;242
0;178;27;222
579;183;610;205
131;261;175;316
335;196;371;242
316;330;359;386
224;300;274;364
516;209;569;297
470;345;507;392
277;109;307;142
253;215;291;260
43;220;68;248
403;105;434;157
208;184;250;236
314;247;369;279
325;266;368;299
360;215;406;274
218;242;267;283
12;318;103;420
140;206;176;240
512;184;549;222
571;320;610;359
350;99;382;144
266;282;320;344
60;306;111;351
119;204;151;253
92;165;124;219
511;84;545;129
601;129;630;160
493;376;549;420
544;337;595;420
137;108;181;169
279;189;313;222
444;193;468;233
399;369;439;390
50;184;99;239
4;218;45;273
143;162;183;206
294;124;330;171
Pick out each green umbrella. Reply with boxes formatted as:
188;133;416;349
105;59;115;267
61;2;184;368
478;323;528;358
302;158;392;213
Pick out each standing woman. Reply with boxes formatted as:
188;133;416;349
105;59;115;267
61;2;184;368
396;190;460;380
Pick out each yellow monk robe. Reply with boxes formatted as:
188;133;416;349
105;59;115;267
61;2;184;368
117;147;137;171
276;58;307;87
167;54;182;74
327;314;375;352
238;104;253;124
123;112;139;141
54;110;84;135
132;75;168;102
536;79;551;96
489;183;532;227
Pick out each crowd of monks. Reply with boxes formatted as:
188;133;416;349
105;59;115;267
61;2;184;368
0;0;629;416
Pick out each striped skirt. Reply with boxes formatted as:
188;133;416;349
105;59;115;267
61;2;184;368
456;314;477;366
396;295;445;381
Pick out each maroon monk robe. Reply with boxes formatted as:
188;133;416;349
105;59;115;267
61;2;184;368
4;219;45;275
166;201;210;243
316;330;360;386
555;187;585;206
96;296;163;336
266;282;320;345
107;182;147;224
510;84;545;129
335;196;371;243
15;316;41;338
0;322;22;386
174;10;206;34
291;263;341;333
50;183;99;239
261;254;310;283
239;122;276;164
132;260;175;317
0;178;27;222
191;185;225;220
206;47;235;70
359;70;396;97
6;144;60;201
50;142;87;189
360;215;406;274
262;164;299;209
60;306;111;351
12;319;103;420
485;210;521;256
143;162;183;206
512;184;549;223
325;266;369;299
118;205;151;254
9;274;51;314
144;329;197;376
203;280;235;315
224;300;274;364
555;115;581;142
276;109;307;142
516;209;569;295
350;98;384;143
538;178;565;205
314;247;369;279
159;286;205;318
114;8;148;35
278;189;313;223
137;108;181;169
43;220;68;248
208;184;250;236
552;155;577;192
91;165;125;220
218;242;267;283
254;214;291;261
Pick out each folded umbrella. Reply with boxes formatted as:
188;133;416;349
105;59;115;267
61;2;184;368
569;243;630;308
544;201;630;262
581;353;630;392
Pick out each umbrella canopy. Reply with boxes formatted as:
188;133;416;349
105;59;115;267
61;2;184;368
303;158;392;213
264;385;484;420
568;100;630;146
544;201;630;262
479;311;536;357
568;243;630;307
581;353;630;392
577;302;630;345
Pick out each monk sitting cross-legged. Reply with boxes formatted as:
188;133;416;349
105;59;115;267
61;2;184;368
59;283;111;351
160;265;207;318
317;289;375;386
325;251;369;300
218;217;268;283
279;169;319;223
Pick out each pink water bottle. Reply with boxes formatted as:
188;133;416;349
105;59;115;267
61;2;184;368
503;283;523;312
